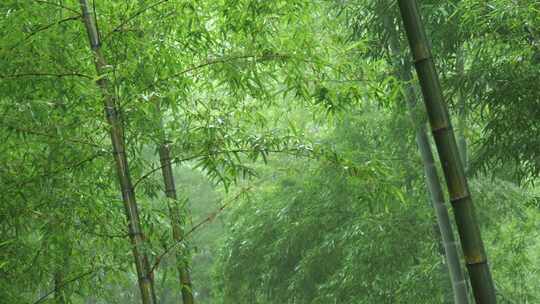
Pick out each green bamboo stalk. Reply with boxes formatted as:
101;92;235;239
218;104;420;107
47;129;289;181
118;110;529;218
384;15;470;304
78;1;157;303
416;123;470;304
396;1;496;303
156;101;195;304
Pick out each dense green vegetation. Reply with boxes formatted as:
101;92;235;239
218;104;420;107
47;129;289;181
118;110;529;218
1;1;539;303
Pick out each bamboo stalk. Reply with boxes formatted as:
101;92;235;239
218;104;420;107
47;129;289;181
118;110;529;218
78;1;157;303
156;101;195;304
396;1;496;303
384;14;470;304
416;122;470;304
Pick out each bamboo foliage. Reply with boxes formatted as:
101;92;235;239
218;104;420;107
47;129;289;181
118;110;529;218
78;1;157;303
396;1;496;303
4;0;539;303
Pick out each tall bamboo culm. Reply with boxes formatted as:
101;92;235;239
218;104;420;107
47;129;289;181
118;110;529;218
384;14;470;304
78;1;157;303
396;1;496;303
156;102;195;304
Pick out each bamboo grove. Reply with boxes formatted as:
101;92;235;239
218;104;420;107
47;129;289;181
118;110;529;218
1;1;539;304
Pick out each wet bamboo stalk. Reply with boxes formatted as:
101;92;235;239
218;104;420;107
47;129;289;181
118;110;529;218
78;1;157;303
396;1;496;303
156;104;195;304
383;14;470;303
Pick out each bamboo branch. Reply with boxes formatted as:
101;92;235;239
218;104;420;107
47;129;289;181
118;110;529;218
30;263;126;304
149;186;252;273
142;53;288;92
104;0;170;39
132;147;303;189
0;72;92;79
3;152;106;192
32;270;96;304
2;124;102;148
6;15;81;51
33;0;79;14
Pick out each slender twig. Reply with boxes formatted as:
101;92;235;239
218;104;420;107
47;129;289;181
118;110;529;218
104;0;169;40
132;147;302;189
4;152;106;191
142;53;287;92
149;186;252;273
30;263;125;304
31;269;96;304
81;229;129;239
7;15;81;51
3;124;102;148
33;0;79;14
0;72;92;79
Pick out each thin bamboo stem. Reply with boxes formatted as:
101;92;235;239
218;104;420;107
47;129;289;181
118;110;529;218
78;1;157;303
155;102;195;304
